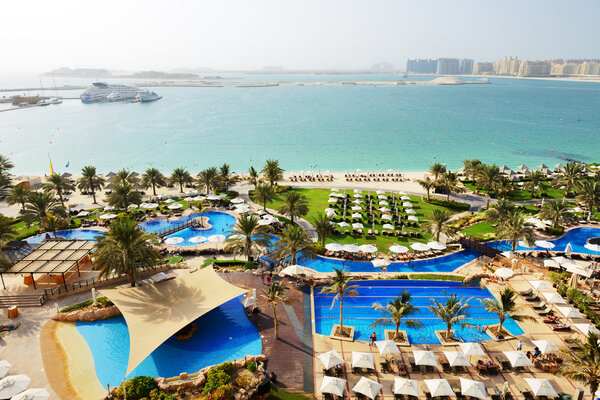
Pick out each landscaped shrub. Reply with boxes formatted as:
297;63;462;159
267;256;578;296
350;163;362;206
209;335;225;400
59;296;113;313
546;226;565;236
149;389;177;400
309;243;326;255
114;376;158;400
423;198;470;211
247;361;257;372
244;261;259;270
548;271;569;285
204;370;231;394
202;384;235;400
409;274;465;282
389;274;409;280
236;375;252;388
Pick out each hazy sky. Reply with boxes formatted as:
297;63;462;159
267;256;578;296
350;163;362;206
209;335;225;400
2;0;598;73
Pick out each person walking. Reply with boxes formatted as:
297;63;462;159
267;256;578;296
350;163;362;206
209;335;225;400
516;340;523;351
369;331;377;345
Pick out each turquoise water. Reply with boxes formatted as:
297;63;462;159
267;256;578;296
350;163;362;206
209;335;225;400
1;75;599;175
139;211;236;244
488;227;600;254
314;280;524;344
76;297;262;387
25;229;104;244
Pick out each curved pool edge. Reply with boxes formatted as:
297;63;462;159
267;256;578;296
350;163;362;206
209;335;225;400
40;320;105;400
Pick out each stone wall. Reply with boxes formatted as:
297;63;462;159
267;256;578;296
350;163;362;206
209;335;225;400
51;305;121;322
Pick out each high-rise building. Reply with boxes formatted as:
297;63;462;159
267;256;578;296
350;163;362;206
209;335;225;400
473;62;494;74
458;59;474;74
518;61;551;77
494;56;520;76
437;58;460;74
406;59;438;73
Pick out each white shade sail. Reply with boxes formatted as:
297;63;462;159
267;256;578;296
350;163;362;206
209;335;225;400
352;206;362;211
281;265;305;276
524;379;558;398
382;224;394;230
411;243;430;251
320;377;346;397
381;214;392;220
407;216;418;222
529;280;552;291
375;340;400;355
495;268;514;279
389;245;409;253
325;243;344;252
503;351;533;367
427;241;446;250
424;379;455;397
352;377;382;400
352;199;363;204
10;388;50;400
378;201;389;205
0;375;31;399
352;223;364;229
338;222;350;227
406;209;416;214
0;360;10;379
351;213;362;218
443;351;472;367
317;350;344;370
531;340;559;354
556;306;584;319
413;350;437;366
164;237;184;245
352;352;375;369
459;343;486;357
393;378;419;397
377;195;387;200
401;195;410;200
379;207;390;212
402;202;413;207
459;378;486;400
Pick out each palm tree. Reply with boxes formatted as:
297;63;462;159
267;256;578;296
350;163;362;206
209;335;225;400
6;185;31;213
0;215;17;242
170;168;193;193
93;218;160;287
312;213;333;245
247;166;260;189
112;169;138;185
476;164;501;203
108;182;142;210
422;208;455;242
577;180;600;216
429;293;473;340
262;159;284;186
251;183;276;211
463;159;482;181
197;167;221;194
277;191;309;224
193;200;209;226
415;176;435;201
0;154;14;187
224;214;270;260
496;211;534;251
271;225;314;265
320;268;358;334
495;176;514;200
485;199;516;226
141;168;166;196
260;282;292;339
42;213;67;236
557;333;600;397
42;174;74;208
429;163;447;182
525;170;546;197
77;166;105;204
371;291;423;341
439;171;465;202
219;163;239;191
22;192;65;225
553;162;584;196
539;199;577;229
479;287;537;335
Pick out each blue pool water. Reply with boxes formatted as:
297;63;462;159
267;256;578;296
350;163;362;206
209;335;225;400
297;249;479;273
140;211;236;245
487;227;600;254
314;280;524;344
76;297;262;387
26;229;104;244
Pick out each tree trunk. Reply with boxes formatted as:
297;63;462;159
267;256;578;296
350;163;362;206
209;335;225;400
339;293;344;331
179;182;183;193
92;190;97;204
447;323;452;339
427;190;431;201
395;322;400;340
272;303;279;339
263;201;267;211
447;191;450;202
152;183;157;196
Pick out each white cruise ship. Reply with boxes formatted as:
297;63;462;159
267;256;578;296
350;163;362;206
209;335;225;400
80;82;143;103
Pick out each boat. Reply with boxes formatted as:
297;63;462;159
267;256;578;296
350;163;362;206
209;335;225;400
80;82;143;103
107;92;124;102
50;97;62;104
135;90;162;102
11;95;39;105
38;99;52;106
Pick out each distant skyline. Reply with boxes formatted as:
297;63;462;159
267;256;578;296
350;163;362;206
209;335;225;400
1;0;599;73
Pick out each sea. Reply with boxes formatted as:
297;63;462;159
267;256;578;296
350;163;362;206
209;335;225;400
1;73;599;175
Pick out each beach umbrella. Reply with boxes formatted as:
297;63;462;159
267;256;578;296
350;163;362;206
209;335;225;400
354;189;363;193
542;292;566;304
325;243;344;252
144;203;159;209
208;235;226;243
218;193;228;198
556;306;584;319
544;259;560;269
325;208;336;213
328;198;338;203
401;195;410;201
351;352;375;369
76;211;90;218
411;243;430;252
565;242;573;257
0;375;31;399
503;351;533;368
524;379;558;399
168;203;183;210
393;378;419;397
537;164;549;169
354;194;363;198
352;377;382;400
381;214;392;221
0;361;10;379
585;243;600;253
424;379;454;397
320;377;346;397
375;340;400;355
318;350;345;370
575;323;600;336
517;164;528;171
406;209;416;214
413;350;437;366
459;343;486;357
230;198;245;204
343;244;360;253
376;190;385;194
127;204;139;210
325;209;337;217
351;212;362;218
164;237;184;245
427;241;446;250
389;245;409;253
164;198;176;204
205;194;219;200
531;340;559;354
459;378;486;400
338;222;350;228
330;188;339;192
359;244;377;253
99;213;117;220
352;223;364;230
407;216;419;222
402;202;413;208
525;217;541;225
352;206;362;211
372;259;390;268
258;219;273;226
10;388;50;400
529;280;552;291
379;207;390;212
382;224;394;230
352;199;363;204
378;201;389;206
334;193;346;198
281;265;305;276
189;236;207;243
535;240;555;249
443;351;472;367
495;268;514;279
377;195;387;200
184;197;194;201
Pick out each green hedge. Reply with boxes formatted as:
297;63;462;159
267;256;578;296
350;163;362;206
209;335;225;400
409;274;465;282
59;296;113;313
424;198;470;211
201;258;257;270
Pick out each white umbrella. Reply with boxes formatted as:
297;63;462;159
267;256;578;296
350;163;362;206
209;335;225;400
230;198;245;204
352;199;363;204
544;259;560;269
354;194;363;198
379;207;390;212
556;306;584;319
235;205;252;213
192;196;205;201
0;375;31;399
328;198;338;203
351;213;362;218
524;379;558;398
325;243;344;252
459;343;486;357
503;351;533;368
405;209;416;214
372;259;390;268
531;340;559;354
352;206;362;211
565;242;573;257
318;350;345;370
459;378;486;400
378;201;389;206
258;219;272;226
389;245;409;253
376;190;385;195
330;188;339;192
495;268;514;279
542;292;566;304
320;377;346;397
535;240;555;249
351;352;375;369
401;195;410;201
525;217;541;224
143;202;159;209
208;235;226;243
413;350;437;366
218;193;228;198
343;244;360;253
206;194;220;200
338;222;350;228
354;189;363;193
99;213;117;220
334;193;346;198
164;198;175;204
352;223;364;230
443;351;472;367
184;197;194;202
529;280;552;291
352;377;382;400
402;202;413;208
393;378;419;397
375;340;400;355
281;265;305;276
382;224;394;230
164;237;184;245
407;216;419;222
427;241;446;250
127;204;139;210
377;195;387;200
359;244;377;253
325;208;337;213
10;388;50;400
168;203;183;210
424;379;455;397
585;243;600;253
381;214;392;221
76;211;90;217
0;361;10;379
411;243;430;252
575;323;600;336
325;210;337;217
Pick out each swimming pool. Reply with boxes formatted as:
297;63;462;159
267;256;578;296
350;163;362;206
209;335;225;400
314;280;524;344
26;229;104;244
487;227;600;255
76;297;262;387
140;211;236;246
296;249;480;273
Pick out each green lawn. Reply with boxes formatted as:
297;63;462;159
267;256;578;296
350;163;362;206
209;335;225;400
267;386;314;400
464;181;567;201
461;222;496;240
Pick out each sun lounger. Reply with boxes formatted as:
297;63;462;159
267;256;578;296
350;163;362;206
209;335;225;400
553;323;571;331
538;307;554;316
532;301;547;310
525;295;540;302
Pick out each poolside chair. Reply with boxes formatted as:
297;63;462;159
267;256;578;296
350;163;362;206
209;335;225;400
538;306;554;316
408;357;419;373
532;301;547;310
525;295;540;302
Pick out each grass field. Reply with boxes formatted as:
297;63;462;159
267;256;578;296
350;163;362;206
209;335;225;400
464;181;566;201
461;222;496;240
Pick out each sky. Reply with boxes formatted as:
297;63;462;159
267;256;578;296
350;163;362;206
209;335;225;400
1;0;599;73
